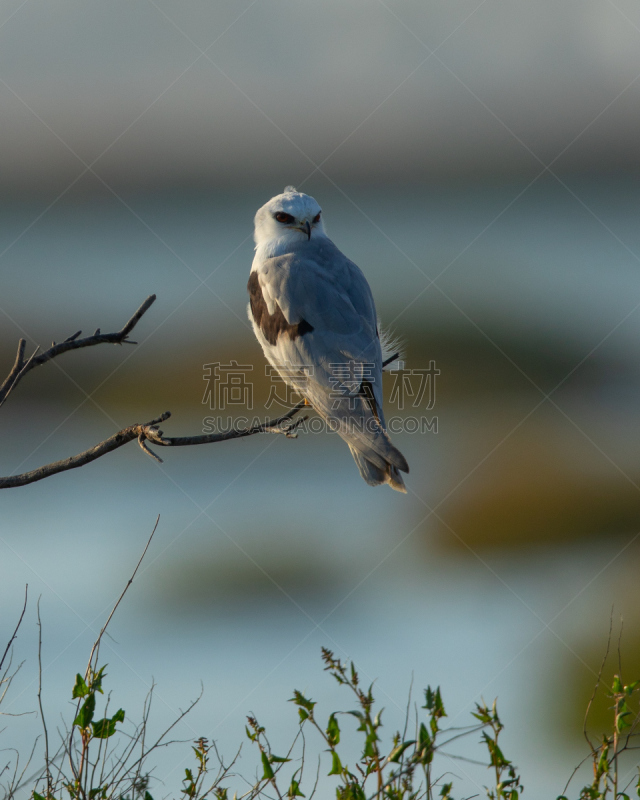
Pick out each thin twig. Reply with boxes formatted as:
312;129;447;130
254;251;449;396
561;750;597;799
143;400;307;449
0;295;310;489
0;295;156;408
66;517;161;790
561;616;615;798
86;515;160;678
36;598;52;798
0;339;26;404
0;413;170;489
0;345;41;410
0;586;28;674
113;687;205;780
584;616;614;753
618;616;624;678
0;403;306;489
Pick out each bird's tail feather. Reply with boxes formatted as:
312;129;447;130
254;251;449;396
303;386;409;491
346;424;409;474
348;445;408;494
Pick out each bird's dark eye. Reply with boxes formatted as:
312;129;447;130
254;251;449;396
313;212;321;224
274;211;294;224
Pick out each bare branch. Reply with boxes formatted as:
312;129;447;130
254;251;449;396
0;412;169;489
143;400;307;449
86;516;160;678
0;405;307;489
0;340;26;403
0;294;156;407
0;294;308;489
36;598;52;798
0;586;28;674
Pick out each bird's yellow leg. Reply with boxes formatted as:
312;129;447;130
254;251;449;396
303;398;311;406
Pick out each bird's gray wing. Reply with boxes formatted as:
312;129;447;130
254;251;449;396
252;240;406;472
253;238;380;378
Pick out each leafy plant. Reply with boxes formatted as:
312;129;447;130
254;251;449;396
2;636;640;800
270;647;518;800
558;673;640;800
472;700;523;799
3;534;640;800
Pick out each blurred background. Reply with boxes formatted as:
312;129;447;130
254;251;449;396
2;0;640;796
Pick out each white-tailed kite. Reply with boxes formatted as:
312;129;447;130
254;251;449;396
248;187;409;492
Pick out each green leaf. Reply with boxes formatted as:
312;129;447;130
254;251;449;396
617;713;632;732
345;710;366;732
423;687;446;718
288;779;305;798
144;792;154;800
261;752;274;781
388;739;416;763
270;754;291;764
73;692;96;729
290;691;316;713
91;709;125;739
94;666;107;693
327;714;341;746
597;745;609;776
336;783;366;800
72;674;89;699
419;722;431;749
92;718;116;739
482;732;509;768
363;731;378;758
472;703;491;725
328;750;342;776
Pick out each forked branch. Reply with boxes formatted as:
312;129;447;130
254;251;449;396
0;294;157;408
0;405;306;489
0;295;306;489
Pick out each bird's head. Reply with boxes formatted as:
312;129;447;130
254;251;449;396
254;186;326;250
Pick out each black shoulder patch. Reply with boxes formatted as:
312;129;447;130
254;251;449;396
247;271;314;347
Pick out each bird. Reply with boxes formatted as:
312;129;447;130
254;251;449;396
247;186;409;492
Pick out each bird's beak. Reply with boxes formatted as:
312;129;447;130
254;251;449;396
294;220;312;240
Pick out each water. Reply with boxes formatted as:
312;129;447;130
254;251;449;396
2;177;640;797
